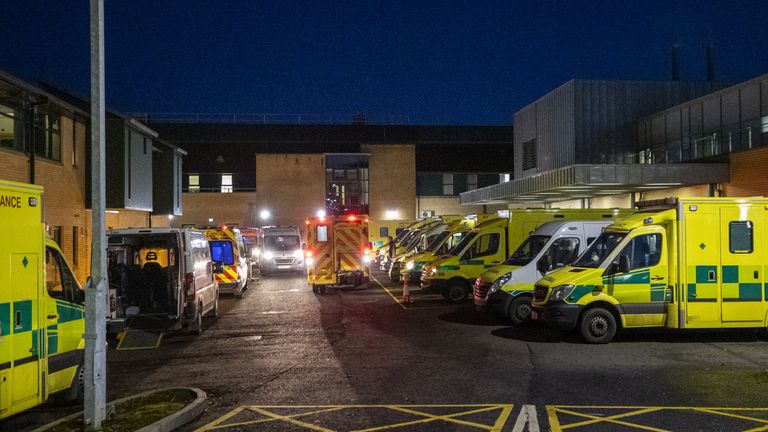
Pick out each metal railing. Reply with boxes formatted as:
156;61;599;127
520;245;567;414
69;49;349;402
129;112;410;126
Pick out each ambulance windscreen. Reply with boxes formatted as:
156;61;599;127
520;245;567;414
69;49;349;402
265;235;301;251
210;241;235;265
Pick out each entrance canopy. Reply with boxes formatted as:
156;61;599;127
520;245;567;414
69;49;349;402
460;164;730;205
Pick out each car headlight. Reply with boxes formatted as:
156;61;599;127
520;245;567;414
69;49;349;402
252;247;261;257
263;251;274;260
293;249;303;258
405;261;415;270
550;284;575;302
489;272;513;294
306;257;315;266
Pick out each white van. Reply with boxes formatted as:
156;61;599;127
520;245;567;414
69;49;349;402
474;221;610;323
260;226;304;275
106;228;221;335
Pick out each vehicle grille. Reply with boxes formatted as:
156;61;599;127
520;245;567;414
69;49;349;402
474;283;490;299
533;284;548;302
274;258;295;265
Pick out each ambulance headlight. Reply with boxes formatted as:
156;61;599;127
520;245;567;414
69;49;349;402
550;284;575;302
293;249;303;259
252;247;261;257
263;251;274;260
489;272;513;294
306;257;315;266
405;261;415;270
430;267;437;275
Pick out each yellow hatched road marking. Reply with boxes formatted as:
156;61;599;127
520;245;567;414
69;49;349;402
195;404;513;432
203;407;347;431
547;405;768;432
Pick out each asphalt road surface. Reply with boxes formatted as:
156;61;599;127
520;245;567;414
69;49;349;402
5;269;768;431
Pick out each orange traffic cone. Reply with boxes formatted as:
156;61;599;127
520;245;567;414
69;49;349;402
402;278;412;304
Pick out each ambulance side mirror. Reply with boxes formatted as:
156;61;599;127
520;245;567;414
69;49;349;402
537;255;552;274
610;255;631;275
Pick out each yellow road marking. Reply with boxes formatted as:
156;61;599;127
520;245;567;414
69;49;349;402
352;405;506;431
204;407;347;430
193;406;246;432
197;404;513;432
552;407;671;432
370;275;407;310
249;407;336;432
558;407;663;430
692;408;768;428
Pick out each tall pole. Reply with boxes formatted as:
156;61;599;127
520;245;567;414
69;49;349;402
85;0;107;429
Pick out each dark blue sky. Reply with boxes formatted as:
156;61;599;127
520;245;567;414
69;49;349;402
4;1;768;125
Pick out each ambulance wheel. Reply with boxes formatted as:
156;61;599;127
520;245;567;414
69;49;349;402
444;282;469;304
319;285;327;294
579;307;617;344
189;302;204;335
312;285;319;293
508;296;533;325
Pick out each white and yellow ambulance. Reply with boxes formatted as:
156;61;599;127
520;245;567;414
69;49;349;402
305;215;370;293
0;180;85;419
532;197;768;343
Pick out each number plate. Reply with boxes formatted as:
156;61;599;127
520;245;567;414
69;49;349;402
278;265;290;269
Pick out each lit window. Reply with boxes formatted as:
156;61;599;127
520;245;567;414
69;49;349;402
221;174;233;193
189;175;200;193
500;173;510;183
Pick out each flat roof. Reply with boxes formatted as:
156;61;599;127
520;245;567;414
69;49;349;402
459;163;730;204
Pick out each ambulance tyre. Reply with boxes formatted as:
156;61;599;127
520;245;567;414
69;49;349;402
319;285;327;294
508;296;533;325
444;281;470;304
579;307;617;344
312;284;319;293
210;295;219;318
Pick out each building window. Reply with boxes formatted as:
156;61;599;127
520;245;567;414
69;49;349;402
522;139;537;171
729;221;753;253
499;173;510;183
52;226;62;246
221;174;233;193
34;111;61;161
0;102;20;151
442;173;454;195
72;226;79;267
188;174;200;193
467;174;478;190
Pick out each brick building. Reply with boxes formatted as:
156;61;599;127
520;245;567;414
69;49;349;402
145;121;514;228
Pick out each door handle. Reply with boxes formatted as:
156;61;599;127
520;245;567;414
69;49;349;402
651;276;664;281
690;293;697;297
47;314;58;320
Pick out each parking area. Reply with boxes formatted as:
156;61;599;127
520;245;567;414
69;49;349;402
5;268;768;432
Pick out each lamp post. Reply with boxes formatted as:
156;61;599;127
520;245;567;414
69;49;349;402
85;0;108;429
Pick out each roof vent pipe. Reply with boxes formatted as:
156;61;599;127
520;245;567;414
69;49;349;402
706;44;715;81
671;44;681;81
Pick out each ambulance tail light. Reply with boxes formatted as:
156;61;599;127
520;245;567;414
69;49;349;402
184;272;196;302
305;250;313;257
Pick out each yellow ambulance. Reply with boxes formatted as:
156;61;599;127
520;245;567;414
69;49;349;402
400;220;473;284
421;209;626;303
204;226;249;297
0;180;85;419
368;219;411;261
532;197;768;343
305;215;370;293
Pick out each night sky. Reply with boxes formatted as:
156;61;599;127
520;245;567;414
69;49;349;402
4;1;768;125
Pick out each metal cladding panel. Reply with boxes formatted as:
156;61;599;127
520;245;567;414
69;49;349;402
152;146;183;215
124;127;154;211
740;84;760;120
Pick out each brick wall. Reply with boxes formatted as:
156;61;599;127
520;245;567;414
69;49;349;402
723;147;768;197
0;114;91;284
365;145;416;221
173;192;260;227
417;196;505;218
256;154;326;227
